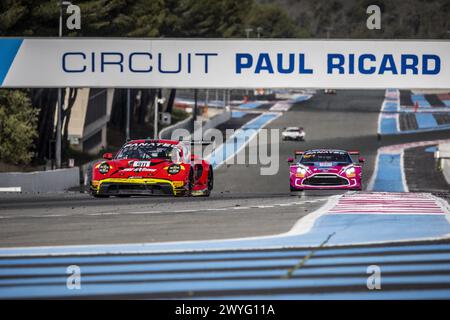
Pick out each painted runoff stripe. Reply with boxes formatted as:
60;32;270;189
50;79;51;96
270;94;312;111
411;94;431;108
329;193;446;215
206;112;281;169
379;89;450;134
368;139;450;192
415;113;438;129
238;101;267;109
1;191;450;298
370;153;406;192
231;111;247;118
1;236;450;298
378;89;400;135
437;94;450;107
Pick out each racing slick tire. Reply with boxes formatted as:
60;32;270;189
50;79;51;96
91;193;110;198
203;166;214;197
290;186;304;192
174;169;195;197
188;169;194;196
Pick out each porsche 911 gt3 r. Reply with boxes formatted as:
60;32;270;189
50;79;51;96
90;139;213;197
288;149;365;191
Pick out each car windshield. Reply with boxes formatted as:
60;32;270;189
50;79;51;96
116;142;174;160
300;152;352;165
287;128;300;132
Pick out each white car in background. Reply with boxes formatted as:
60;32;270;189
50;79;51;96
282;127;306;141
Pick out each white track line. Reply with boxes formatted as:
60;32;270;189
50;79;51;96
284;195;341;236
0;199;328;220
208;112;282;170
2;192;450;256
0;187;21;192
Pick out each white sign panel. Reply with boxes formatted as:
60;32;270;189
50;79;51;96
0;38;449;88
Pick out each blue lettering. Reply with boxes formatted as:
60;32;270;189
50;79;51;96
277;53;294;74
378;54;398;74
358;54;376;74
255;53;274;74
195;53;218;74
348;54;355;74
129;52;152;73
62;52;86;73
236;53;253;74
401;54;418;75
101;52;123;72
423;54;440;75
158;53;181;74
187;53;191;73
327;54;345;74
91;52;95;72
299;54;313;74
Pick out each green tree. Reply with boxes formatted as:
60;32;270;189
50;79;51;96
246;3;301;38
0;90;38;165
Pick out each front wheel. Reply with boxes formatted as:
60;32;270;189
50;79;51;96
187;169;194;196
91;193;109;198
174;171;195;197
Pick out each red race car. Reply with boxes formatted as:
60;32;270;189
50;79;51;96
90;139;213;198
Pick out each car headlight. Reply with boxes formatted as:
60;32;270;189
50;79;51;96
296;167;307;177
345;167;355;176
98;162;110;174
167;164;181;175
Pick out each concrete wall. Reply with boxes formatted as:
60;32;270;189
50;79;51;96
195;110;231;138
438;143;450;184
0;168;80;193
159;115;194;140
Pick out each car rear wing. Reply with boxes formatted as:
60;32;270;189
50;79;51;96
295;150;360;155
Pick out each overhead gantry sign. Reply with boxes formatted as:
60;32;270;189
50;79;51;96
0;38;449;89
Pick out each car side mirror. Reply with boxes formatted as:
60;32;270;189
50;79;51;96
103;153;113;160
287;157;294;163
358;157;365;163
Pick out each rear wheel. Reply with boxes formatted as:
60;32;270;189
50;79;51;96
203;167;214;197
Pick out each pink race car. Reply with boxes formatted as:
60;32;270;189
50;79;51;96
288;149;365;191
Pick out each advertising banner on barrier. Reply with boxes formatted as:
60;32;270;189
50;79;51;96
0;38;449;89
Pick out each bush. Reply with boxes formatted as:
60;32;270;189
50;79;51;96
0;90;38;165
